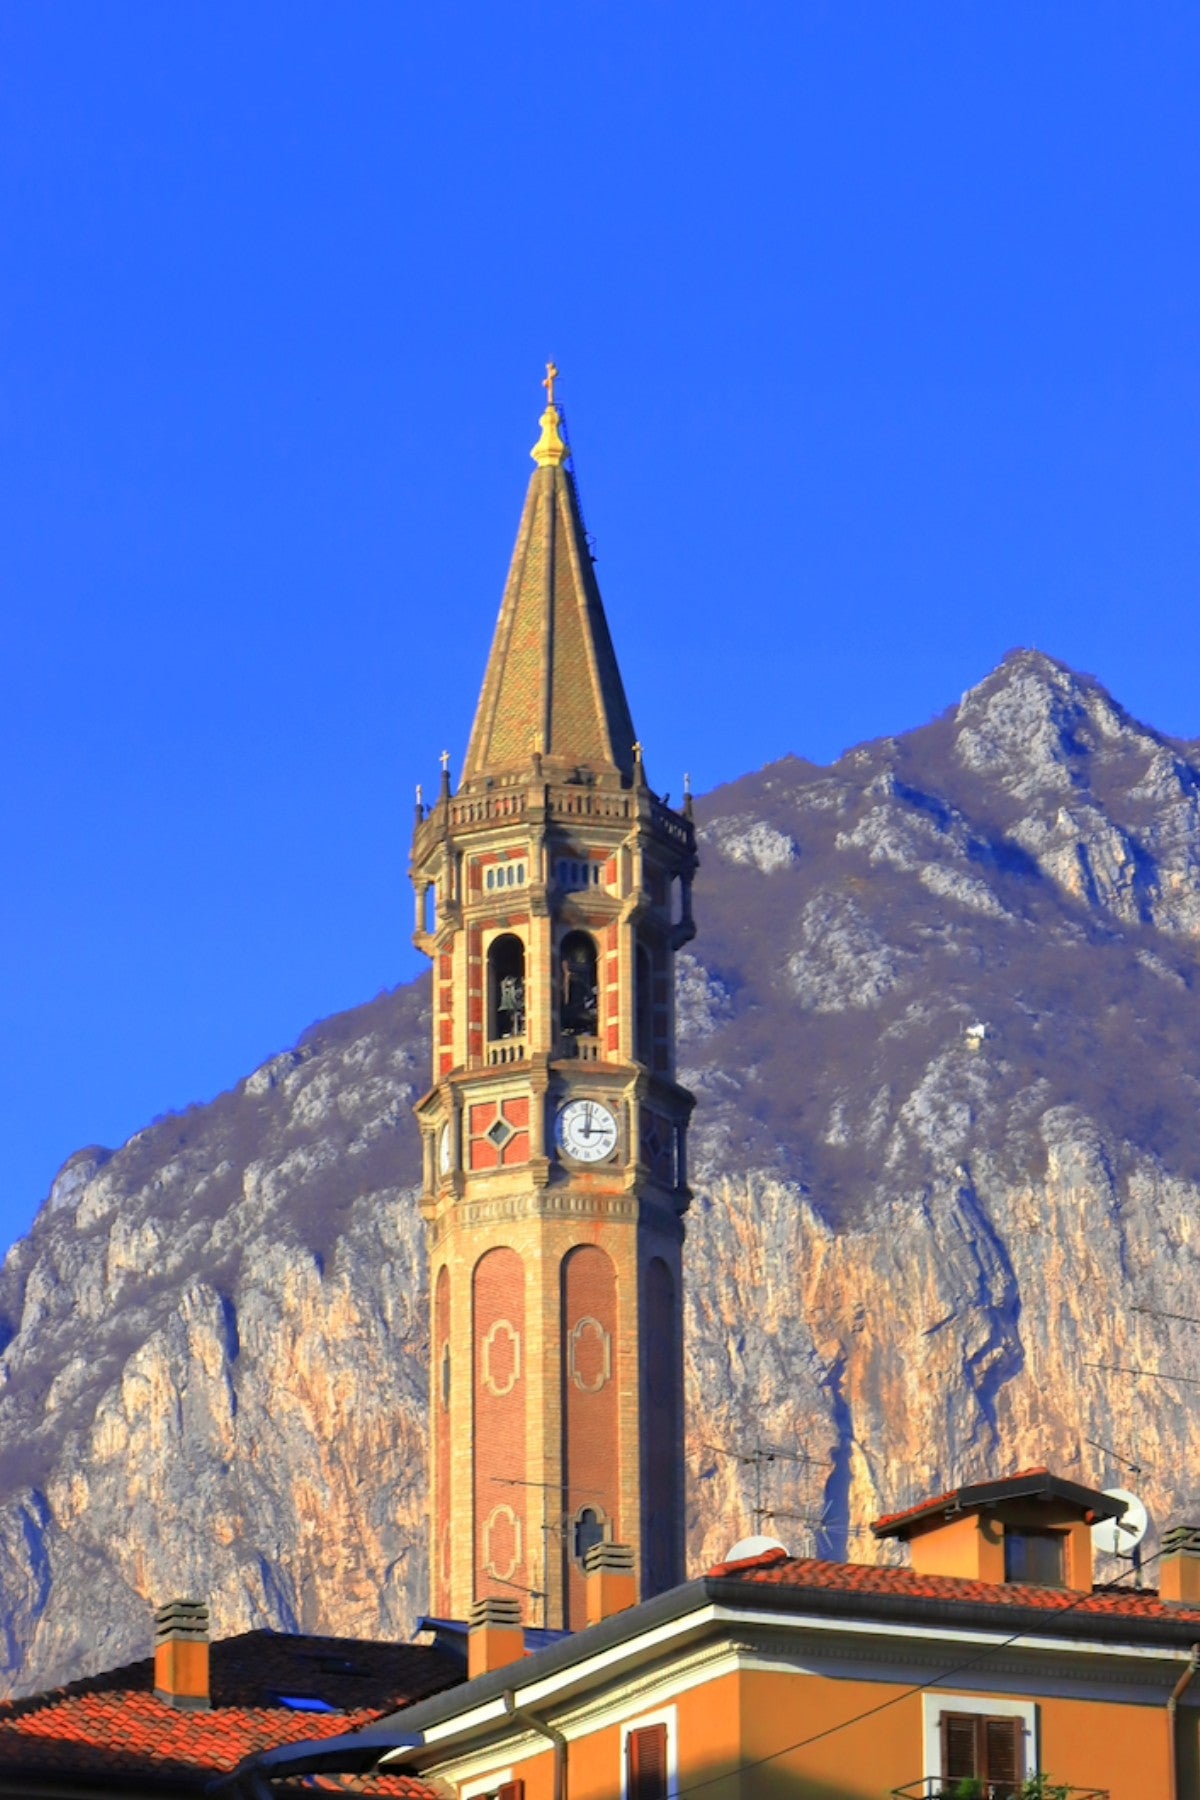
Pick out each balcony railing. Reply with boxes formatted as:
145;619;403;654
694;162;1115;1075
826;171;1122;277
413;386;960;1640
891;1781;1109;1800
557;1034;601;1062
486;1038;527;1066
449;791;527;829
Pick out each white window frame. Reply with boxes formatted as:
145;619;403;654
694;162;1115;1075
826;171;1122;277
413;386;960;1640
922;1692;1038;1785
620;1703;678;1800
460;1768;514;1800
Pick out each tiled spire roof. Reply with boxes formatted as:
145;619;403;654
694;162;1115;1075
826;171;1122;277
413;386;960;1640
461;373;638;787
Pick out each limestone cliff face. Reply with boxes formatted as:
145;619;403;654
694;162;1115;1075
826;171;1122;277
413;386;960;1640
6;650;1200;1693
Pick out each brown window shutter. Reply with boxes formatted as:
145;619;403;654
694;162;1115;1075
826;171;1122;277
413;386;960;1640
496;1784;525;1800
627;1723;669;1800
940;1712;980;1780
984;1716;1024;1787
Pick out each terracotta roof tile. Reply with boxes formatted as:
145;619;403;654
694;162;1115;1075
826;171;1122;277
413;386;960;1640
731;1552;1200;1624
0;1630;460;1793
707;1546;790;1579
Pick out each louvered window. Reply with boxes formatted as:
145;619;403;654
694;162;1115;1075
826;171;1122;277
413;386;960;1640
940;1711;1024;1795
627;1722;669;1800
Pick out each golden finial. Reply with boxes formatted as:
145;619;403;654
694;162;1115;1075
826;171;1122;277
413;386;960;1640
531;360;568;468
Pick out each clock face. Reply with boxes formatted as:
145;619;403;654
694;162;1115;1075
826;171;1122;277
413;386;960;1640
556;1098;619;1164
439;1122;452;1175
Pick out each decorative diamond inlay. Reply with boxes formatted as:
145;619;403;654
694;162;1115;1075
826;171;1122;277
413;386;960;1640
486;1116;515;1150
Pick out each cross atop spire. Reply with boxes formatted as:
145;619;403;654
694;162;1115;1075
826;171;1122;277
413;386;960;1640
531;360;569;468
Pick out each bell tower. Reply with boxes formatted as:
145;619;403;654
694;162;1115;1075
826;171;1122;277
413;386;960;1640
411;368;697;1631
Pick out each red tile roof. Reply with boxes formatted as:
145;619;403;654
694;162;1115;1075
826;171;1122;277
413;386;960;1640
706;1546;791;1579
0;1630;460;1794
729;1551;1200;1625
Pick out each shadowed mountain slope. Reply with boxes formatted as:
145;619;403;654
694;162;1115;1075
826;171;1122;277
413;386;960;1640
4;649;1200;1693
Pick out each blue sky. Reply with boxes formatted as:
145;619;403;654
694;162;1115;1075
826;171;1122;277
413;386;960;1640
3;2;1198;1239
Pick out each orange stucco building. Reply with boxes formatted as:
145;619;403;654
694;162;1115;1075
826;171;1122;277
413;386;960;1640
245;1470;1200;1800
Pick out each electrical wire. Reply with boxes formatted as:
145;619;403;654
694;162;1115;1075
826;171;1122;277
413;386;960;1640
1084;1360;1200;1386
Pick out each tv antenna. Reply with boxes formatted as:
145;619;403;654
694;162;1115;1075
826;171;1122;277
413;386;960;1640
490;1476;606;1630
1084;1435;1146;1481
701;1440;825;1529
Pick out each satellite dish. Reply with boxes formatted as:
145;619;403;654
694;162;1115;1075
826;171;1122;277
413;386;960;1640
1091;1487;1149;1558
723;1533;788;1564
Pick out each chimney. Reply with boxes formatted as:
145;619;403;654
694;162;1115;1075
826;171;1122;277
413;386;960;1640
468;1597;524;1679
584;1541;637;1628
1160;1527;1200;1603
154;1599;210;1710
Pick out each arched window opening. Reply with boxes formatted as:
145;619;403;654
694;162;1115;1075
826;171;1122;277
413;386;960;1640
488;935;526;1041
573;1507;606;1566
636;943;654;1065
560;931;598;1041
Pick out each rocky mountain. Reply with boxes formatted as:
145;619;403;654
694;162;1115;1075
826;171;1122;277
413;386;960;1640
6;648;1200;1696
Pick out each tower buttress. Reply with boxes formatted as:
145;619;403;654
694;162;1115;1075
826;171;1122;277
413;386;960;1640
411;371;697;1629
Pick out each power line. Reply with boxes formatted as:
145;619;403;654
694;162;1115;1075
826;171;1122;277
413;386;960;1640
1084;1360;1200;1387
1132;1304;1200;1328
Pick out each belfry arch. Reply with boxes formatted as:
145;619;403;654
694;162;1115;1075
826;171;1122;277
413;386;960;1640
487;933;526;1043
559;929;598;1044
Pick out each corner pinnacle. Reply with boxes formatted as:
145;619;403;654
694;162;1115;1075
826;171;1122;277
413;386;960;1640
531;360;569;467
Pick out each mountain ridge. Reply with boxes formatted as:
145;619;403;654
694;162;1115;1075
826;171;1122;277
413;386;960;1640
5;648;1200;1694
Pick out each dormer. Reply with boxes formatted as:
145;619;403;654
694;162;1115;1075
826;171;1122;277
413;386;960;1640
871;1468;1126;1593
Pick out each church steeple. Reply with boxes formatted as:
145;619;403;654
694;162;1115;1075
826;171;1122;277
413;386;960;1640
411;371;696;1633
462;366;639;788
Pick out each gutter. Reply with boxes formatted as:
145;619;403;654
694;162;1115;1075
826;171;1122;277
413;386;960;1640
378;1572;1200;1746
1166;1641;1200;1800
503;1688;567;1800
207;1726;425;1797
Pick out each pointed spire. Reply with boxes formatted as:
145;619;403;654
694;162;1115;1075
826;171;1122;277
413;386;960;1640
531;360;569;468
462;369;639;787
